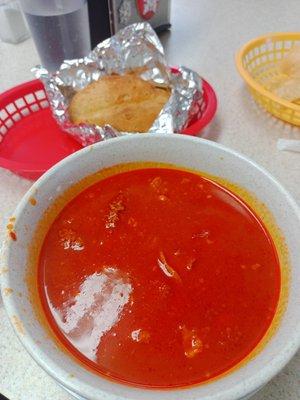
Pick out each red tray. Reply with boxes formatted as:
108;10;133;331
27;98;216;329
0;78;217;180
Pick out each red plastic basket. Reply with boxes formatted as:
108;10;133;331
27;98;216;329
0;78;217;180
182;79;217;135
0;80;82;180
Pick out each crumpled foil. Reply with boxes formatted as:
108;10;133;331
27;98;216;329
33;22;203;146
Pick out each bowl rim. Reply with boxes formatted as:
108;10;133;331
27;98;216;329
1;134;300;400
235;31;300;111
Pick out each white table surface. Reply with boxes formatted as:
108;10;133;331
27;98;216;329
0;1;300;399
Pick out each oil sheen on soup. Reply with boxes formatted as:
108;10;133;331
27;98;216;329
38;167;280;388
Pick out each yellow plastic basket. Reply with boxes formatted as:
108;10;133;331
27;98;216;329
236;32;300;126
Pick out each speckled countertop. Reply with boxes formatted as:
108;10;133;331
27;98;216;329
0;1;300;399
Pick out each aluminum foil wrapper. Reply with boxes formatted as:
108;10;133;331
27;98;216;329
33;22;203;146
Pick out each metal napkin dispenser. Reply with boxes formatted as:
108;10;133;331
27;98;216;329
88;0;171;48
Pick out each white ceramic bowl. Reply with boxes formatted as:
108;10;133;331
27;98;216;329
1;134;300;400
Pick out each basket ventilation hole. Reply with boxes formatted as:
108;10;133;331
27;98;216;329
35;90;46;100
0;109;9;121
21;108;30;117
25;93;36;104
6;103;17;114
15;97;26;109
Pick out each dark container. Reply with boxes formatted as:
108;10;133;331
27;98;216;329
88;0;171;48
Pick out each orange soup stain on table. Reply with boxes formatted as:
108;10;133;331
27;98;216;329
37;167;281;388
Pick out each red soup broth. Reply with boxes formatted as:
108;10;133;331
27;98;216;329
38;167;280;388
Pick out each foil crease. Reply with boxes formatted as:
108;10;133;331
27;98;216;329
33;22;203;146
